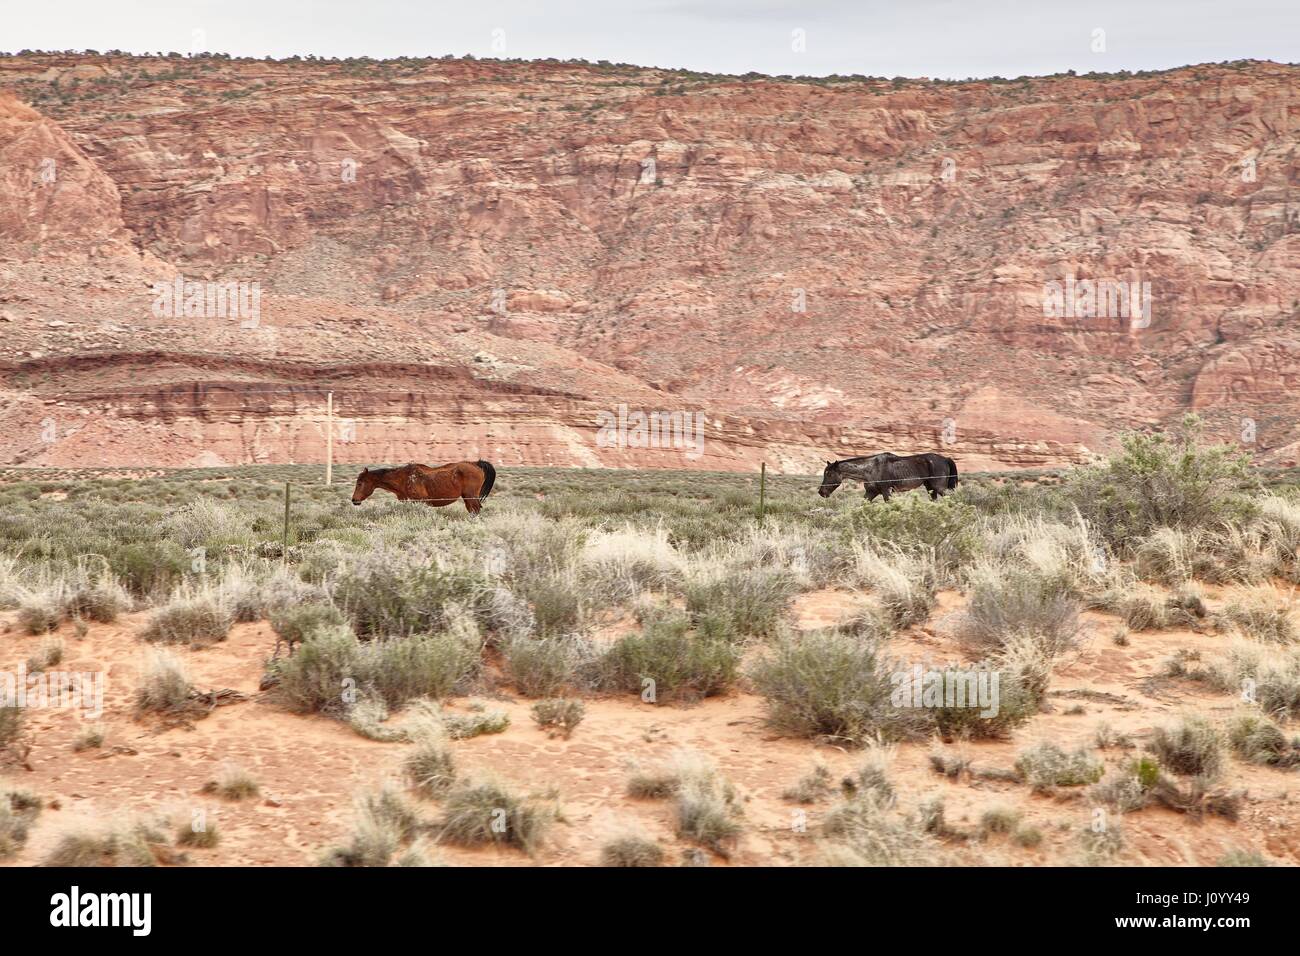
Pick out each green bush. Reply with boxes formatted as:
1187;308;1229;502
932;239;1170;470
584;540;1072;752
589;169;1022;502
140;596;231;647
1064;418;1257;552
599;613;739;702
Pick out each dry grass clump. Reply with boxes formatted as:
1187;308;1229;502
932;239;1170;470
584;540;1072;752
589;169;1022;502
848;545;936;628
44;820;171;867
623;752;743;856
176;819;220;849
683;566;796;637
600;833;666;867
441;707;510;740
25;636;64;673
436;777;553;854
821;791;933;866
320;783;430;867
598;612;739;702
202;765;260;801
73;726;105;752
134;649;195;714
748;629;919;745
1220;586;1297;645
141;595;232;647
503;635;593;697
1014;742;1104;792
1226;713;1300;767
531;698;586;738
1148;715;1225;777
0;788;42;858
962;563;1080;657
669;753;743;856
782;762;834;804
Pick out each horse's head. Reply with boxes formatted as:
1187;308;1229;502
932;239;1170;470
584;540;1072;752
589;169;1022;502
818;460;842;498
351;467;377;505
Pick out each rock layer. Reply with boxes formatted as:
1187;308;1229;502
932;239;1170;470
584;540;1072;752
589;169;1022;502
0;55;1297;471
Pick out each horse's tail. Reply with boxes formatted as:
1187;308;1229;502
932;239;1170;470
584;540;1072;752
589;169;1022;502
476;460;496;500
945;456;959;489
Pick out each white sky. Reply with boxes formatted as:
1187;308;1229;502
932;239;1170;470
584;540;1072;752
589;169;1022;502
4;0;1297;79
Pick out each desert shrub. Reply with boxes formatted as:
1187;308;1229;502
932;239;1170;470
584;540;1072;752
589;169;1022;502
141;596;231;647
135;650;193;714
1221;586;1297;645
962;564;1079;656
1148;774;1244;820
442;709;510;739
840;496;980;577
0;788;42;858
17;595;60;635
599;614;739;702
683;567;795;637
269;625;361;713
44;821;169;867
333;555;485;639
600;834;665;867
1063;418;1257;552
320;784;426;867
977;806;1021;837
202;766;259;800
669;754;742;856
342;696;404;741
580;524;682;600
1135;526;1201;585
1197;642;1300;720
531;698;586;738
106;541;190;598
73;726;105;752
1226;713;1300;766
360;633;480;707
1217;848;1271;867
404;730;457;798
162;497;255;550
269;601;345;648
437;778;551;854
62;579;129;623
749;630;919;744
176;820;220;849
822;791;932;866
513;573;585;636
26;637;64;672
1077;819;1125;861
932;638;1051;741
1148;715;1224;777
504;636;592;697
849;546;936;628
1014;742;1104;792
782;763;834;804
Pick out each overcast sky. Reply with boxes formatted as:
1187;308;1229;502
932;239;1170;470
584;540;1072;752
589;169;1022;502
6;0;1297;79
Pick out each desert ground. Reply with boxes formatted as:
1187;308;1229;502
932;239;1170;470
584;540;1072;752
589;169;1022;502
2;430;1299;867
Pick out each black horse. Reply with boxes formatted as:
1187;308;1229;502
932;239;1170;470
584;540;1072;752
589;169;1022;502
818;452;958;501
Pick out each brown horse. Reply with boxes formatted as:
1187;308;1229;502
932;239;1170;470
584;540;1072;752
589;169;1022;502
350;460;496;514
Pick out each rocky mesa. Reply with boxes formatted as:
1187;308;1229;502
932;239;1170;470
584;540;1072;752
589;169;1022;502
0;53;1297;472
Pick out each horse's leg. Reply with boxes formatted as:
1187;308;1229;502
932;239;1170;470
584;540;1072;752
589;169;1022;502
880;486;892;502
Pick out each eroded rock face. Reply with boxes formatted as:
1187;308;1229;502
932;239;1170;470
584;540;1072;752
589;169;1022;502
0;55;1296;471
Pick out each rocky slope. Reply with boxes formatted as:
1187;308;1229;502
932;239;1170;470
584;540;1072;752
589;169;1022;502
1;53;1297;471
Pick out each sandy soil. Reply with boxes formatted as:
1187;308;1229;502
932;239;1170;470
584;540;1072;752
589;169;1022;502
2;587;1297;867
